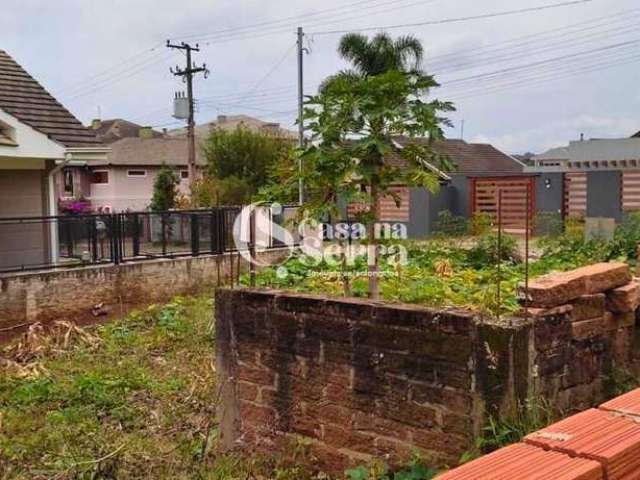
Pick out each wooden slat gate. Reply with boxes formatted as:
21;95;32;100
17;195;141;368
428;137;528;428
622;171;640;212
563;172;587;218
471;177;535;233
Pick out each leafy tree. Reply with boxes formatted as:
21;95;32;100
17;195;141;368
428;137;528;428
299;68;454;299
202;126;293;204
321;32;424;90
150;164;179;211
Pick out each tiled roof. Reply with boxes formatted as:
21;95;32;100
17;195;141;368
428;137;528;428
0;50;101;148
391;136;525;175
91;137;206;167
92;119;163;144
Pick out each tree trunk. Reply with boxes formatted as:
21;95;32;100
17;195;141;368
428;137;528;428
368;184;380;300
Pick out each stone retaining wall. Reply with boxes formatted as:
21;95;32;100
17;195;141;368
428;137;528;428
215;262;640;474
0;249;286;332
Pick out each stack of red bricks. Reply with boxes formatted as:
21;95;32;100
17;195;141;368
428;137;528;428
523;262;639;337
517;262;640;412
438;388;640;479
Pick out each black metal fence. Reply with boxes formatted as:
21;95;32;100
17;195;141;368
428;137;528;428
0;206;298;274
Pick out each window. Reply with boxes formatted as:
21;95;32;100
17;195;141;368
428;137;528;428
63;169;74;197
127;169;147;177
180;170;189;180
91;170;109;184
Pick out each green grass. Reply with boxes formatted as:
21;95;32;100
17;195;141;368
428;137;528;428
246;232;622;317
0;295;286;480
0;295;440;480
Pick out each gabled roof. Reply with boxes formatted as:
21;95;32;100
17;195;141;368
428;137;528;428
392;136;525;175
92;118;163;144
0;50;102;148
91;137;206;167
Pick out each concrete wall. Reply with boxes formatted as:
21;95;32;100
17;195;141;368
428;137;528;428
408;176;468;237
0;249;288;329
535;172;563;214
587;171;622;221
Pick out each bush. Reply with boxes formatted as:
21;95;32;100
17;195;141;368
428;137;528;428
434;210;469;237
467;233;519;267
614;212;640;259
470;213;493;236
534;212;563;237
150;164;179;211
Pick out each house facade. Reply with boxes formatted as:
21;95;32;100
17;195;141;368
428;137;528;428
529;136;640;222
0;50;107;269
56;135;206;212
359;137;530;237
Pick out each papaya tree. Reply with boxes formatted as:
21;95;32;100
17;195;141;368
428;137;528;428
298;68;454;299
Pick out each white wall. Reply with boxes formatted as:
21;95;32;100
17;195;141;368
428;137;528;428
0;108;65;161
89;166;190;212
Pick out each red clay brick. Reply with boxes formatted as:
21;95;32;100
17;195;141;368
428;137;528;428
606;282;640;313
600;388;640;417
436;443;603;480
525;408;640;479
525;262;630;307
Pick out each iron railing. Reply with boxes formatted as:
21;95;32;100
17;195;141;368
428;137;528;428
0;206;298;274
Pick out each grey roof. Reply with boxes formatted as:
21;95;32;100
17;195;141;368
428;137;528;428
0;50;102;148
91;137;206;167
535;138;640;163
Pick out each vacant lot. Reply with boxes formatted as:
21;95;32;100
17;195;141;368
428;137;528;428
0;295;317;480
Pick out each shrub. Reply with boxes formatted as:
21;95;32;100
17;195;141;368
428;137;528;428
467;233;519;267
150;164;179;211
434;210;468;237
613;212;640;259
470;213;493;236
534;212;563;237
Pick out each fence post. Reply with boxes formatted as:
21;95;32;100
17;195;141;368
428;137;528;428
91;217;98;263
250;209;256;287
191;213;200;256
112;214;121;265
161;213;167;256
132;213;140;257
210;209;218;254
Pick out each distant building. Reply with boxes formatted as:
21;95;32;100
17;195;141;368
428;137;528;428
530;135;640;220
90;118;164;144
57;134;206;212
168;114;297;140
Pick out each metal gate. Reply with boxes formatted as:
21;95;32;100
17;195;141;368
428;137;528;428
471;177;535;232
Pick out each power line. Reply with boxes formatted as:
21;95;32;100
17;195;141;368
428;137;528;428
442;39;640;88
308;0;593;35
184;0;436;43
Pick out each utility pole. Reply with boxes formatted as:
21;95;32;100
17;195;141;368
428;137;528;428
167;40;209;189
296;27;307;205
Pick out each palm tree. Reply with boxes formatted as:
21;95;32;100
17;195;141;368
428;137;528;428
321;32;425;90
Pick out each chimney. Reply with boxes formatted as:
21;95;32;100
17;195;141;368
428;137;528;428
217;114;227;124
91;118;101;130
139;126;154;139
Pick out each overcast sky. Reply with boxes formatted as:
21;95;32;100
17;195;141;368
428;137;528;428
2;0;639;154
